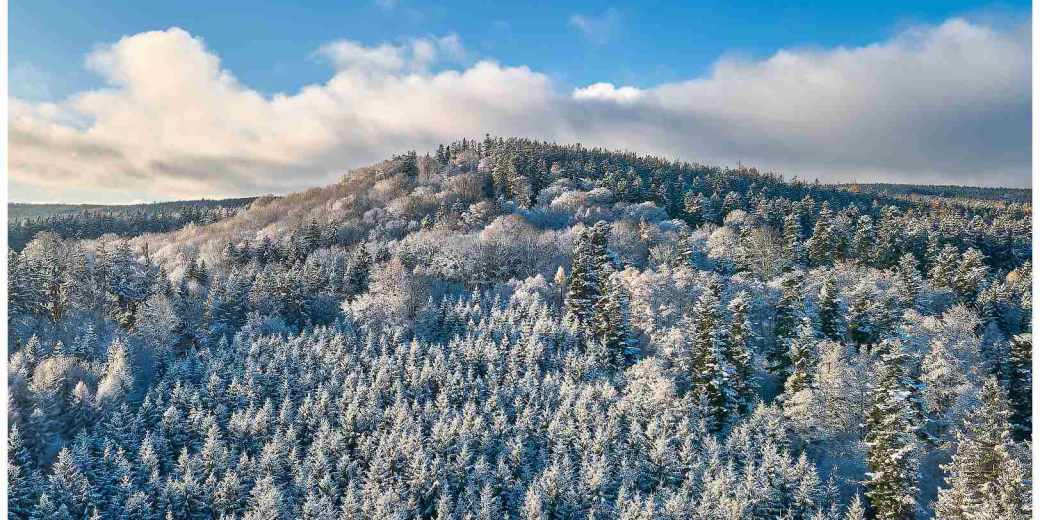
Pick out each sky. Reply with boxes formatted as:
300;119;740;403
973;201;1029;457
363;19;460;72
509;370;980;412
9;1;1033;203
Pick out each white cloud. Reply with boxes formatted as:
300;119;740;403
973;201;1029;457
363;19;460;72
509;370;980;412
8;18;1031;203
317;33;465;72
572;82;644;103
568;8;622;45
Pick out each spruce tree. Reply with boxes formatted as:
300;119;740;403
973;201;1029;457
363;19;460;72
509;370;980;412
344;245;371;297
724;291;755;415
952;248;988;302
1007;333;1031;441
928;244;960;290
864;342;920;520
566;223;611;330
565;229;600;328
806;202;835;266
594;277;638;369
784;318;818;396
768;271;803;376
894;253;922;308
846;281;876;348
782;212;804;266
934;378;1031;520
817;274;841;340
690;288;730;432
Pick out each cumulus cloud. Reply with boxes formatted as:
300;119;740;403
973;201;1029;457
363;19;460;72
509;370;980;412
317;34;465;72
9;18;1031;203
568;8;622;45
572;82;644;103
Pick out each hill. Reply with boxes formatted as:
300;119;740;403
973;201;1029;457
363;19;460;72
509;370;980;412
8;137;1032;519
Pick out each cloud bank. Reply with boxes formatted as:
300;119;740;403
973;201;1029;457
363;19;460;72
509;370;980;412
9;18;1030;203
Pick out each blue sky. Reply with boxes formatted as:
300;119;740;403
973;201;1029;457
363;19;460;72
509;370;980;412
11;0;1028;101
9;1;1032;203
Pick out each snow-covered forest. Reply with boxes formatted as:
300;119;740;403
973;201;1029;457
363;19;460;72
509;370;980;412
7;137;1032;519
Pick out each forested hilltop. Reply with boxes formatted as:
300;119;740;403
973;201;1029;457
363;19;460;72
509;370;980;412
8;137;1032;519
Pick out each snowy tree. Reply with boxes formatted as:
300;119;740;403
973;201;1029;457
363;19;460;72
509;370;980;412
894;253;922;308
690;287;731;432
934;378;1031;520
1007;333;1031;440
723;291;755;415
594;276;639;368
864;341;920;520
816;273;841;341
806;202;836;266
768;271;803;375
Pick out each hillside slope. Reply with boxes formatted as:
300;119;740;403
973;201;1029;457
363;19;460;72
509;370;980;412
8;137;1032;519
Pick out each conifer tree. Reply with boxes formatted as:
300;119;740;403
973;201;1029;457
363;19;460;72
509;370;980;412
928;244;960;290
816;274;841;340
784;318;819;396
344;245;371;297
851;215;876;266
846;281;876;348
690;288;730;432
894;253;922;308
9;425;39;520
934;378;1031;520
1007;333;1031;441
768;271;803;376
566;223;610;330
594;277;638;368
565;229;599;328
864;342;920;520
952;248;988;301
782;212;804;266
724;291;755;415
806;202;835;266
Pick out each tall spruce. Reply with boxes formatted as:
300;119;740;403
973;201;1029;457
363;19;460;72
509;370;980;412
894;253;922;308
934;378;1031;520
690;287;731;432
724;291;755;415
1006;333;1031;441
864;341;920;520
768;271;803;376
806;202;835;266
594;277;638;369
817;273;841;340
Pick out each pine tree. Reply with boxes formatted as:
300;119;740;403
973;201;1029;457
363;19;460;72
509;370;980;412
816;274;841;340
851;215;876;266
769;271;803;376
844;495;867;520
806;202;835;266
690;288;730;432
784;318;819;396
864;342;919;520
928;244;960;290
724;291;755;415
565;225;610;329
952;248;988;301
894;253;922;308
1007;333;1031;441
782;212;804;266
934;378;1031;520
594;277;638;369
9;425;39;520
846;281;876;348
344;245;371;297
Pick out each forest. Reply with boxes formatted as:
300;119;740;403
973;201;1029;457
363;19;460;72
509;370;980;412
7;137;1032;519
8;198;259;252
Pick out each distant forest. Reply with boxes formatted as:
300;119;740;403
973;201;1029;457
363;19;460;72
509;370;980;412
8;198;260;252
